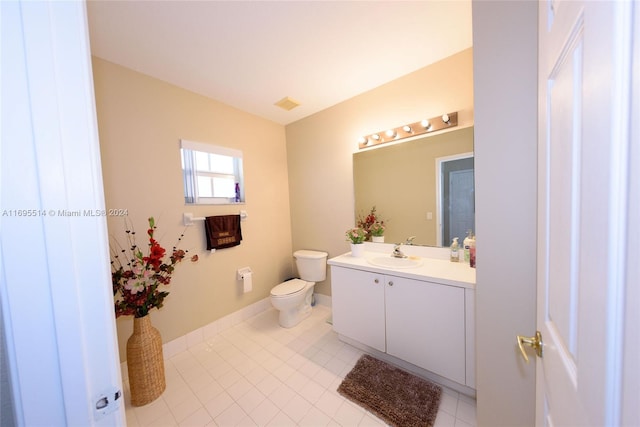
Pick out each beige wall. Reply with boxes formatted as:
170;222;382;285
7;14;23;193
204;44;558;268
285;48;474;296
94;48;474;359
93;58;294;360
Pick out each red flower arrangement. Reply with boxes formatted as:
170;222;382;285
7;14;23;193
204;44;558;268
357;206;386;240
111;217;198;318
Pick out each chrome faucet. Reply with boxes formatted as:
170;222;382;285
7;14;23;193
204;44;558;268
392;237;416;258
392;244;407;258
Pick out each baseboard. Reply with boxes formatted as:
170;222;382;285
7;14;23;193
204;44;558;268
313;292;332;308
162;297;273;359
337;334;476;398
121;293;334;375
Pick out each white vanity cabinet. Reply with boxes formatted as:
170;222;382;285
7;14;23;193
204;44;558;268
331;267;386;352
385;275;466;384
329;255;475;390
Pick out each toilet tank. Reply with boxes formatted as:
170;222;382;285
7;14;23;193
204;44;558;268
294;250;328;282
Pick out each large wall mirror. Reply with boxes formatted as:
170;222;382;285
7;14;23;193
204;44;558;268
353;126;474;247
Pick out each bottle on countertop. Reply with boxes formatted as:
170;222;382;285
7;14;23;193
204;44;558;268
450;237;460;262
469;235;476;268
463;230;474;264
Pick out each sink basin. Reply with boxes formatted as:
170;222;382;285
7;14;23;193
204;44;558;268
367;256;423;269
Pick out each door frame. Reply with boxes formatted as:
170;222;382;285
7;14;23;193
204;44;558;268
435;152;474;247
622;4;640;425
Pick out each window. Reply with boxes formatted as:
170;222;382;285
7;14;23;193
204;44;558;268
180;139;244;204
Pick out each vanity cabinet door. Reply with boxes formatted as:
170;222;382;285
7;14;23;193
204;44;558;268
330;266;386;352
385;276;466;385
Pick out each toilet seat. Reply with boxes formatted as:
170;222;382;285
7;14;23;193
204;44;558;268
271;279;307;297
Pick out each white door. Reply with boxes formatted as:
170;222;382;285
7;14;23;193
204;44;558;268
1;1;124;424
533;1;635;425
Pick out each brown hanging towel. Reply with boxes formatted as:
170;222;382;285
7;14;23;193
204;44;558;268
204;214;242;250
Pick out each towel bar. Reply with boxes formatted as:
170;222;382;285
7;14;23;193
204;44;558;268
183;213;205;226
183;211;248;226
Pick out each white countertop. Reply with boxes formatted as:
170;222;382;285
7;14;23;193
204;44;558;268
328;248;476;289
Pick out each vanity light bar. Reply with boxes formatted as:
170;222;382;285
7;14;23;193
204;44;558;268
358;112;458;149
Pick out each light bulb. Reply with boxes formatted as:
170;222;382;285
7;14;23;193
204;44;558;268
421;119;431;129
442;114;450;124
385;129;397;138
372;134;381;141
403;125;412;133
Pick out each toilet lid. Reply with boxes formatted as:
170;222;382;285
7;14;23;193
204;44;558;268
271;279;306;297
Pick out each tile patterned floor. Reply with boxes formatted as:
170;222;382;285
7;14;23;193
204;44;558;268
122;305;476;426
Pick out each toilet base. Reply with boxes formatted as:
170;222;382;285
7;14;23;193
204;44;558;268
277;303;312;328
271;285;315;328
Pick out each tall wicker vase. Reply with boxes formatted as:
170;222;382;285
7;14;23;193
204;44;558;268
127;315;166;406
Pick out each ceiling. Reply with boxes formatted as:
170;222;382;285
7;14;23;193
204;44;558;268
87;1;472;125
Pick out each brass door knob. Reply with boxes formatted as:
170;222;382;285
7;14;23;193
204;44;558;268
517;331;543;363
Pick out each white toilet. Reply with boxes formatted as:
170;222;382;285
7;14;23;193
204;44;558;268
270;250;328;328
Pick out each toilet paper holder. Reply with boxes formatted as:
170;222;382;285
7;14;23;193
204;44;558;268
237;267;252;280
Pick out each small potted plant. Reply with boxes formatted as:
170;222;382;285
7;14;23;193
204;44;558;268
345;227;366;257
370;222;386;243
357;206;387;242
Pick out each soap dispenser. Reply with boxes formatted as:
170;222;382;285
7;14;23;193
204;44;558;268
463;230;473;264
450;237;460;262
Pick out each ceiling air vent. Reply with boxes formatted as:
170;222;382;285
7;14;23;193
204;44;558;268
274;96;300;111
